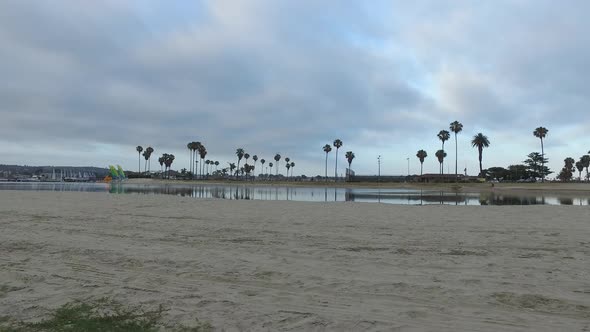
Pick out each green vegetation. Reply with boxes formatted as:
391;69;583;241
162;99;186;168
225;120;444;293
0;299;211;332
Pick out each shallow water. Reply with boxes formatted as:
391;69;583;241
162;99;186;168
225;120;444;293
1;182;589;205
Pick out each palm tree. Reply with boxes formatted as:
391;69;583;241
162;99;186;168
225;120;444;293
215;161;220;173
449;121;463;179
205;160;210;176
252;155;258;176
229;163;236;177
290;161;295;178
269;162;274;176
158;156;164;175
533;127;549;182
187;142;193;174
286;162;291;178
437;130;450;174
471;133;490;176
416;150;427;176
576;160;584;181
164;154;175;179
244;153;250;166
146;147;154;172
136;146;143;173
435;150;447;175
274;154;281;176
194;142;202;176
323;144;332;182
260;159;266;176
345;151;355;181
236;148;245;177
143;147;154;174
333;139;343;179
142;150;148;174
581;154;590;181
198;146;207;179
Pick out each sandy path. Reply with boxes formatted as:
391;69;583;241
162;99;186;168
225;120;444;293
0;191;589;331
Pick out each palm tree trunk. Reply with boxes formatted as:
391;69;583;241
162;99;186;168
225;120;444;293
420;162;423;176
138;153;141;174
455;133;458;180
334;148;339;180
325;153;328;182
441;143;444;174
347;162;352;181
541;137;545;182
478;147;483;175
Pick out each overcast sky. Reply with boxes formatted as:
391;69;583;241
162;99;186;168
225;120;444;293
1;1;589;176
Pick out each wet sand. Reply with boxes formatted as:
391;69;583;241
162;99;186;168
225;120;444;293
1;191;589;331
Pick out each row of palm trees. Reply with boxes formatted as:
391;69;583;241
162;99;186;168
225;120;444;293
415;121;542;179
322;139;355;181
135;146;155;174
137;123;584;182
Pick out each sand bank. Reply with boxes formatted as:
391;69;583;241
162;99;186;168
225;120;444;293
0;191;589;331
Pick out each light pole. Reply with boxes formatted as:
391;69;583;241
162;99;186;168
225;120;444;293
378;155;381;182
406;157;410;176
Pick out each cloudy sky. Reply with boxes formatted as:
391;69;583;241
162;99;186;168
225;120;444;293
1;1;589;176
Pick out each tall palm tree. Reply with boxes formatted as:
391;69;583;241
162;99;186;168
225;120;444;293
260;159;266;176
244;153;250;166
435;150;447;175
437;130;450;174
161;153;168;177
252;155;258;175
333;139;343;179
268;162;273;176
416;150;427;176
215;161;219;173
274;154;281;176
449;121;463;179
158;156;164;175
146;147;154;172
290;161;295;178
345;151;355;181
198;146;207;179
142;150;148;174
323;144;332;182
533;127;549;182
142;146;154;174
164;154;175;179
286;162;291;179
575;160;584;181
581;154;590;181
236;148;245;177
187;142;193;174
194;142;202;176
136;146;143;173
471;133;490;176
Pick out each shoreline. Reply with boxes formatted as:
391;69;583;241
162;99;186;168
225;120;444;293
123;178;590;194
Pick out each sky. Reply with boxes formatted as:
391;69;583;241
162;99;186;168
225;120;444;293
1;0;589;177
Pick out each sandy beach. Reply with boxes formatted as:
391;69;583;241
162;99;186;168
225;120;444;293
1;191;589;331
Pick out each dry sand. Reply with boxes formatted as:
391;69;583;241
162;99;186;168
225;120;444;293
1;191;589;331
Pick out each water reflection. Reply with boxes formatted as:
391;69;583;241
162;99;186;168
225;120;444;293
1;182;589;206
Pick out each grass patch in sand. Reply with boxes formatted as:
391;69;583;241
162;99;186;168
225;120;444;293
0;298;212;332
